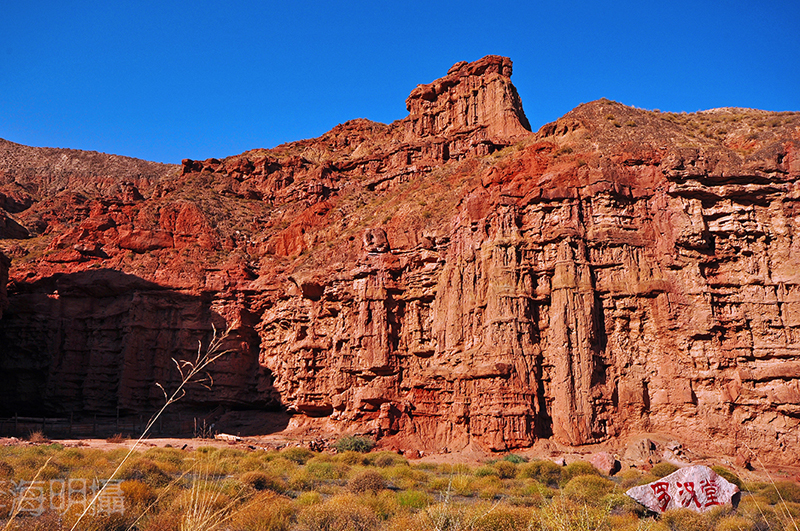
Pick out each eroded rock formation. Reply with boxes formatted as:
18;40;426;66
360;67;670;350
0;56;799;464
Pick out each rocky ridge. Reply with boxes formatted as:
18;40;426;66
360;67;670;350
1;56;799;465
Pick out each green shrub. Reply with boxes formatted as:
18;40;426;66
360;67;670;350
502;454;528;464
561;461;601;484
333;436;375;453
519;460;562;487
397;489;431;510
650;462;679;479
349;470;387;493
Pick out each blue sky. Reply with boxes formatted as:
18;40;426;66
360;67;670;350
2;1;798;163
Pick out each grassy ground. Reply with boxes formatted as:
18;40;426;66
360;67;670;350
0;442;798;531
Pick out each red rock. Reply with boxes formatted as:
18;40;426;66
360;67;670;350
589;452;621;476
0;60;799;466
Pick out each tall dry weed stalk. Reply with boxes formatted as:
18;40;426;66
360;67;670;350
67;324;234;531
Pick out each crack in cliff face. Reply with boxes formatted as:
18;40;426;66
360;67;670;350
1;57;800;463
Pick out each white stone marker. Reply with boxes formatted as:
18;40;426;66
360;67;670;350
626;465;740;514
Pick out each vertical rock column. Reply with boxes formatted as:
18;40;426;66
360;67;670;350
548;238;602;445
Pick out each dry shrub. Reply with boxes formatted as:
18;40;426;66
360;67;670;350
493;460;518;479
471;505;531;531
759;480;800;504
240;470;286;493
560;461;601;484
367;451;406;468
106;433;127;444
474;465;499;478
281;447;314;465
650;462;679;479
660;507;713;531
715;515;756;531
0;460;15;479
396;489;431;510
27;430;51;444
519;460;562;487
227;491;296;531
296;494;378;531
121;479;156;508
561;475;615;506
119;457;172;487
349;470;387;493
335;451;368;466
535;497;613;531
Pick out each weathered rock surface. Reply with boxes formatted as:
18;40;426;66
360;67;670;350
0;56;799;464
626;465;740;513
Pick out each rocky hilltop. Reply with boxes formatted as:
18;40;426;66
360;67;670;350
1;55;799;465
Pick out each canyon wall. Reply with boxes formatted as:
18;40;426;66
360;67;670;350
0;56;798;464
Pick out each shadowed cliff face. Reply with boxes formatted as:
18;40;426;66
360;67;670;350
1;56;799;464
0;269;281;418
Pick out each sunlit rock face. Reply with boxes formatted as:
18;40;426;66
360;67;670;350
1;56;799;464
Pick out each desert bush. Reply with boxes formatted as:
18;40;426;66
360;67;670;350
240;470;286;493
106;433;127;444
349;470;387;493
335;451;368;466
397;489;431;510
560;461;601;484
367;451;406;468
333;436;375;453
359;490;400;520
649;462;679;479
535;496;613;531
715;515;756;531
474;465;499;477
617;468;654;488
281;446;314;465
471;504;531;531
118;457;172;487
758;480;800;504
710;466;742;489
227;492;296;531
120;479;156;508
502;454;528;464
519;460;563;487
26;430;51;444
296;494;378;531
660;507;714;531
494;460;518;479
0;460;15;479
561;475;616;505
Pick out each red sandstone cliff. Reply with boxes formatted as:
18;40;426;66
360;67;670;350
0;56;798;464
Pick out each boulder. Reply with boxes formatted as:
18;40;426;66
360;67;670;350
626;465;740;514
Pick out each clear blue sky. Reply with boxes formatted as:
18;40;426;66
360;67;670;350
2;1;798;164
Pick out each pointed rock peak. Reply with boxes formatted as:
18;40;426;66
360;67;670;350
404;55;531;141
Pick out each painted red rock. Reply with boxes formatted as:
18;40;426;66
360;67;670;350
626;465;740;514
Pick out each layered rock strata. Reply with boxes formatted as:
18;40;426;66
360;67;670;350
0;56;798;464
